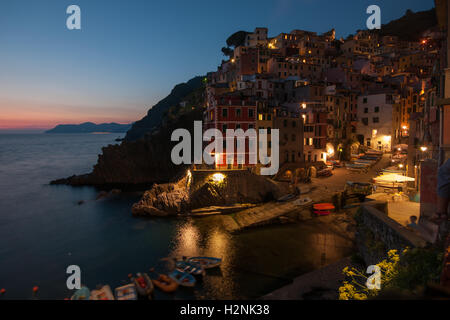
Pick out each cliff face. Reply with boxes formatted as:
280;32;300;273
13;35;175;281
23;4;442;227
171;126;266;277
51;79;205;188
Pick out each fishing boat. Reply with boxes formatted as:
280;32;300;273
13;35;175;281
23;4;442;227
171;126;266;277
187;256;222;269
359;155;380;161
168;269;196;287
365;149;383;155
313;203;335;216
90;285;115;300
345;163;368;169
176;260;205;277
152;274;179;293
329;159;341;168
132;273;154;297
355;159;376;164
317;167;332;177
70;286;90;300
353;161;374;167
114;283;137;300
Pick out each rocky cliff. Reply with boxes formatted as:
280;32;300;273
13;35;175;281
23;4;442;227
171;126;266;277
131;170;288;216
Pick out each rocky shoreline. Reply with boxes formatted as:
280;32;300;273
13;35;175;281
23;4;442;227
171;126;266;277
131;170;289;217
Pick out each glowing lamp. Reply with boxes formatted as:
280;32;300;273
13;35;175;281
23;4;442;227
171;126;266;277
211;173;225;183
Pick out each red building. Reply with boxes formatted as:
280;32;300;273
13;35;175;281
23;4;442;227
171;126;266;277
203;95;257;169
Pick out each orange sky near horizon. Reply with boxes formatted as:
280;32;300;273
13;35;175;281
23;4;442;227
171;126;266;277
0;99;145;129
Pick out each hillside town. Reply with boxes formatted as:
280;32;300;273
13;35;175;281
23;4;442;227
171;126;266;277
33;6;450;301
204;25;442;169
200;17;448;219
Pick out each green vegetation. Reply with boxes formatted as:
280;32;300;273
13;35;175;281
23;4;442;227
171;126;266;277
339;247;444;300
221;30;249;58
226;30;249;47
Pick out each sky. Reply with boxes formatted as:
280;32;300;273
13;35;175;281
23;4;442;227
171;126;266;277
0;0;435;130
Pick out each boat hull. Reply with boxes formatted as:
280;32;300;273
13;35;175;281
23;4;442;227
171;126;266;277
115;283;137;300
134;273;154;297
152;274;179;293
187;257;222;269
168;269;196;287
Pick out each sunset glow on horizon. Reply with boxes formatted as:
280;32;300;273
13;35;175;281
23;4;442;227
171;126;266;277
0;99;143;129
0;0;434;131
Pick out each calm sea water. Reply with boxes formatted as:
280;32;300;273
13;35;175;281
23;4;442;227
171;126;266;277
0;133;354;299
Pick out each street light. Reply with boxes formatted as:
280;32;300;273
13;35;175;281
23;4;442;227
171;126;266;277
420;146;428;152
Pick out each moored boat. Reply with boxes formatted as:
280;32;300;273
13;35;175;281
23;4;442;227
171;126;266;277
176;260;205;277
70;286;90;300
313;203;335;216
90;285;114;300
168;269;196;287
114;283;137;300
365;149;383;155
131;273;154;297
345;163;368;169
152;274;179;293
187;256;222;269
358;156;380;161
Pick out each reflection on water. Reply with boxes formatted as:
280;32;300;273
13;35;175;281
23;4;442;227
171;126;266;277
166;217;354;299
171;220;202;257
170;220;238;299
0;134;355;300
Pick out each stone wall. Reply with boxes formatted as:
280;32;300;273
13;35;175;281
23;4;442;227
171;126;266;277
356;201;427;265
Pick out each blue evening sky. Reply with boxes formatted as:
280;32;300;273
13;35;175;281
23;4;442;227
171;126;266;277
0;0;435;129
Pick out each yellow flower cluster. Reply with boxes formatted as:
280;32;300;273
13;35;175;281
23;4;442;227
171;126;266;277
338;249;406;300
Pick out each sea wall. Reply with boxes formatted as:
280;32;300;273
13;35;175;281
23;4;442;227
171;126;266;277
356;201;427;265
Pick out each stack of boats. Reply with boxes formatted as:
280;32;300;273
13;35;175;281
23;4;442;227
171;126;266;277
345;150;383;171
70;256;222;300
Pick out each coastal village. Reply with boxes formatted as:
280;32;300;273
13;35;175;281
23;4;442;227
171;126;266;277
39;6;450;300
130;6;450;299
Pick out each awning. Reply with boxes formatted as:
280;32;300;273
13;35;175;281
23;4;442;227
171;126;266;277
374;173;415;183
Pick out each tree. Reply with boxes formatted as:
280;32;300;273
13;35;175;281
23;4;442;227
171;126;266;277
221;47;234;57
226;31;249;48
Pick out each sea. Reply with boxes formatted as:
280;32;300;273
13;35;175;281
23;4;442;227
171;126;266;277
0;133;354;299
